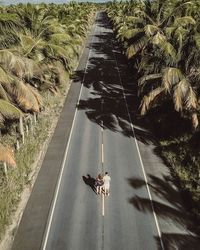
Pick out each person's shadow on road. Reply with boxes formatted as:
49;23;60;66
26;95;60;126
82;174;97;194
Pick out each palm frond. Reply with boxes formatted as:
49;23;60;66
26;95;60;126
194;33;200;50
27;84;43;107
152;33;177;60
0;50;15;68
138;73;162;93
49;33;72;44
124;16;143;24
185;86;197;110
134;9;155;25
0;13;22;35
53;61;69;86
173;80;184;111
174;26;188;50
46;43;74;60
123;28;143;40
23;58;42;80
162;41;177;60
191;113;198;129
116;25;127;40
0;66;14;98
144;24;159;37
13;80;40;112
32;51;45;62
152;32;165;45
165;27;176;39
0;143;16;167
0;113;4;124
139;73;162;86
113;16;122;25
0;31;20;49
0;99;22;119
162;67;184;91
20;34;37;48
0;84;10;102
174;16;196;27
0;50;40;80
0;66;13;84
0;50;24;78
19;35;44;56
140;87;164;115
126;37;147;59
173;78;197;111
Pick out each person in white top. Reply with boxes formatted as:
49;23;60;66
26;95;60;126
103;172;111;196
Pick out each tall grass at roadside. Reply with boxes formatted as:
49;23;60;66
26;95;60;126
0;87;68;239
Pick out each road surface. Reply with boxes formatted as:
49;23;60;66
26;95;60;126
41;11;161;250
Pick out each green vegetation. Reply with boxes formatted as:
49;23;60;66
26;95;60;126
107;0;200;228
1;0;199;241
0;2;96;240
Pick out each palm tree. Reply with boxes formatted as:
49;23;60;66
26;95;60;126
0;50;42;112
0;2;96;119
11;3;95;91
137;1;200;129
107;0;200;129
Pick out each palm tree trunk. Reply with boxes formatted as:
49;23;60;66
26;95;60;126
192;113;199;130
33;113;37;124
29;116;33;132
16;139;20;150
3;162;7;178
19;116;25;144
26;124;29;136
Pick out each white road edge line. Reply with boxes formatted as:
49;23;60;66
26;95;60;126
110;42;165;250
101;143;104;164
41;15;98;250
102;193;105;216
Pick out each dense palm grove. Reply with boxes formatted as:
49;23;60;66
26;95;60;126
1;0;200;242
0;2;95;153
107;0;200;227
0;2;96;239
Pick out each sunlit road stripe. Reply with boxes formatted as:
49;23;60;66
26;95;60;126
101;140;105;217
101;143;104;165
102;192;105;216
110;40;165;250
101;86;105;218
41;14;99;250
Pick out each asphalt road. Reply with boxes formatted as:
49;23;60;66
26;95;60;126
12;11;200;250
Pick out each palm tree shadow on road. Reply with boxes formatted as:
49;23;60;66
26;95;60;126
71;12;156;146
127;175;200;250
74;11;200;249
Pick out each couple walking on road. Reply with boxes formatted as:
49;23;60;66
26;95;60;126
95;172;111;196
